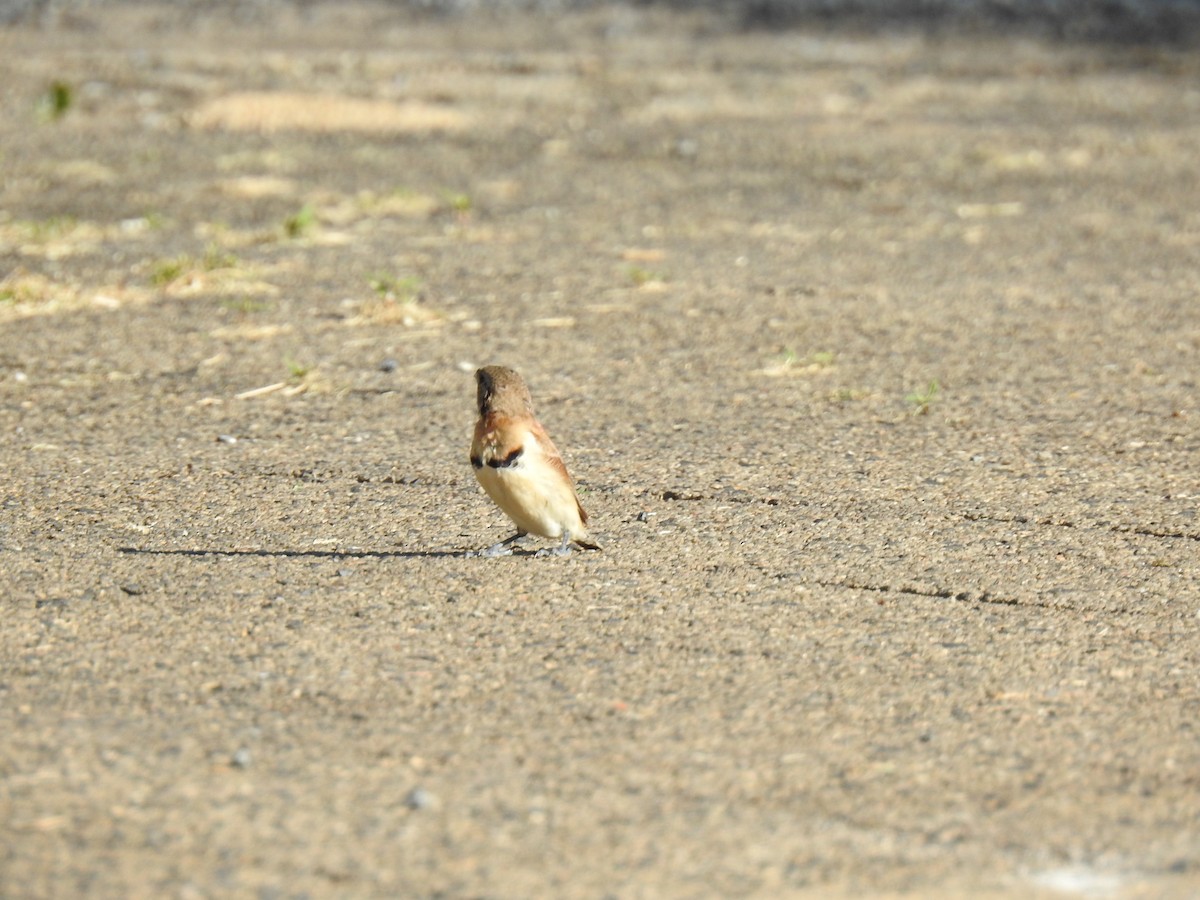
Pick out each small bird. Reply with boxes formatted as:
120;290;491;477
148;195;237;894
469;365;600;556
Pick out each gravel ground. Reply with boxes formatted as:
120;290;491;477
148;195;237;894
1;4;1198;897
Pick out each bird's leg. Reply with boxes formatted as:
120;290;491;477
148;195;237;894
478;531;524;558
536;533;573;558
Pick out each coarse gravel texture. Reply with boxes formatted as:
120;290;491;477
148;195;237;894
1;4;1199;898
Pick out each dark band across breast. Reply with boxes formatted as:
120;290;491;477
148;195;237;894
487;447;523;468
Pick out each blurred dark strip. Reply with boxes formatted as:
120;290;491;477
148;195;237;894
5;0;1200;44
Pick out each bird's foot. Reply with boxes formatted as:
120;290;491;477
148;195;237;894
479;541;516;558
535;534;574;558
465;533;525;558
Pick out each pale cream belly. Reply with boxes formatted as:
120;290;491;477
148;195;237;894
475;463;579;540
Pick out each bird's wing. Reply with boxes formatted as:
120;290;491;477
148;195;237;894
528;418;588;525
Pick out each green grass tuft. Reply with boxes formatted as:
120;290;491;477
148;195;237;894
283;203;317;238
38;81;73;121
906;380;940;415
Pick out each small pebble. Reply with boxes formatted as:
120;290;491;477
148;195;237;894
404;787;435;811
378;358;398;373
230;748;251;769
216;434;237;445
120;583;143;596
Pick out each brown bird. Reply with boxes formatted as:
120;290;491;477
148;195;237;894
469;365;600;556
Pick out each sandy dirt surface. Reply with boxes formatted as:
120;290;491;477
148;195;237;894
1;4;1198;897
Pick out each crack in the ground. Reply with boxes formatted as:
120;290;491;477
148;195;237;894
1109;523;1200;542
961;511;1200;542
658;489;783;506
809;577;1064;610
653;496;1199;543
